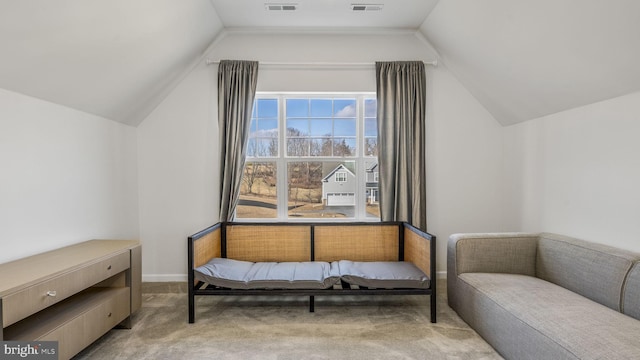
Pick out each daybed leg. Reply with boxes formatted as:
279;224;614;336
309;295;315;312
188;286;195;323
430;292;437;323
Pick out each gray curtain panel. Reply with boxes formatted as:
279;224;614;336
375;61;427;231
218;60;259;221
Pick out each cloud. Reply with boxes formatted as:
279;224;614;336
251;128;278;137
335;104;356;117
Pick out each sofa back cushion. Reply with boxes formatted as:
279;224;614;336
536;233;639;311
622;262;640;320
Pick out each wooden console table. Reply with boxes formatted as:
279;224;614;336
0;240;141;360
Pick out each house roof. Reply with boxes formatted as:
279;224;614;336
322;164;356;182
1;1;639;126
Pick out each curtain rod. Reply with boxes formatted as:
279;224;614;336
205;59;438;67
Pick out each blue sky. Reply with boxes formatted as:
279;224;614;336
252;98;377;138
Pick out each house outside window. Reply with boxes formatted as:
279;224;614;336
237;94;379;221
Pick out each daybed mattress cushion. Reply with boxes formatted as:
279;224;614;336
337;260;430;289
195;258;340;289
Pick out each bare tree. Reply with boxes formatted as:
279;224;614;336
241;162;258;195
365;138;378;156
334;138;354;156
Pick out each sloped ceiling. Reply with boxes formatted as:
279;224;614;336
1;0;639;127
0;0;223;126
420;0;640;125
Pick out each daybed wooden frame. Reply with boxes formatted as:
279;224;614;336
188;221;436;323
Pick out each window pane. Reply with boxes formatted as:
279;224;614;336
309;119;332;136
365;160;380;219
364;99;378;158
333;138;356;156
334;99;356;117
334;119;356;136
257;118;278;132
256;99;278;117
310;138;332;156
310;99;332;117
364;99;377;117
288;161;355;218
286;119;308;135
255;138;277;157
287;138;309;156
364;137;378;157
246;139;257;157
286;99;309;117
364;118;377;136
237;162;277;218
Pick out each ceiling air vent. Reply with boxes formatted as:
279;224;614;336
351;4;384;11
265;3;298;11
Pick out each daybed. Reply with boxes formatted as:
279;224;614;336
188;222;436;323
448;232;640;360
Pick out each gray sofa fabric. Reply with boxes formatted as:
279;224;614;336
195;258;340;289
195;257;431;290
337;260;431;289
623;262;640;320
536;233;638;311
448;233;640;360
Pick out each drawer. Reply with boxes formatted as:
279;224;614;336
83;287;130;345
2;251;130;327
38;313;85;360
38;288;130;360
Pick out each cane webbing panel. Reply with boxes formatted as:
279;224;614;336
226;225;311;262
404;227;431;278
314;225;399;262
194;228;221;268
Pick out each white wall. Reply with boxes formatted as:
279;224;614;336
0;88;139;263
137;59;218;281
137;31;506;280
503;92;640;252
427;64;505;266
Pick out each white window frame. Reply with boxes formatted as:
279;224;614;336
238;92;378;222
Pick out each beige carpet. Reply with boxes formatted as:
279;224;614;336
75;280;503;359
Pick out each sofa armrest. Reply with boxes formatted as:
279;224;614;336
448;233;539;277
447;233;539;312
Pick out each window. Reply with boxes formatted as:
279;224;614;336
237;94;379;221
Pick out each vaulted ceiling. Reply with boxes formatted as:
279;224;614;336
1;0;639;127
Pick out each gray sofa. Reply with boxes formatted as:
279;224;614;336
447;232;640;360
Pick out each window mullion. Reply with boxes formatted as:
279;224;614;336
355;95;365;219
277;95;288;219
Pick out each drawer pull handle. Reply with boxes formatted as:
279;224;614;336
107;265;112;270
108;312;112;318
46;291;57;297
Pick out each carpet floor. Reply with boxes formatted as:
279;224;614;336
75;280;503;359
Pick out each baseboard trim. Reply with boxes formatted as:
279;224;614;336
143;274;187;282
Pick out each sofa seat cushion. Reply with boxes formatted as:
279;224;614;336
337;260;430;289
195;258;340;289
459;272;640;360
